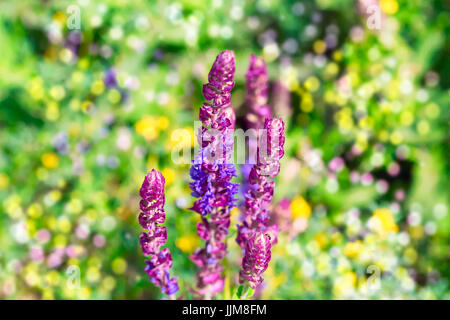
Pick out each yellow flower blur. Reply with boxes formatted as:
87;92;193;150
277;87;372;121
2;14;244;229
290;196;312;220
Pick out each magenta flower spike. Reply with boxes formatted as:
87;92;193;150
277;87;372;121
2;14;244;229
138;169;179;297
189;50;239;299
245;54;272;130
240;55;273;227
239;232;272;289
237;118;285;250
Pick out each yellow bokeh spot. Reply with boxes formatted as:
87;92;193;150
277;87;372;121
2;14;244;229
425;103;440;119
380;101;392;113
313;40;327;54
304;76;320;92
300;92;314;113
49;85;66;101
403;247;418;265
390;131;403;145
380;0;398;15
46;101;60;121
230;207;240;225
26;219;36;235
112;258;127;274
161;168;176;186
417;120;430;135
378;130;389;142
54;234;67;248
371;208;398;235
27;203;43;219
400;110;414;126
107;89;121;104
102;276;117;291
67;198;83;215
333;50;343;61
46;216;58;230
58;217;72;233
157;116;170;130
86;266;101;283
52;11;66;25
135;116;158;141
324;62;339;78
79;58;89;69
42;288;54;300
59;48;73;64
71;71;84;85
41;152;59;169
358;116;373;129
0;173;10;190
314;232;328;249
333;271;357;297
344;240;363;259
80;286;92;300
324;90;335;104
409;225;424;240
290;196;312;219
36;167;49;180
262;43;280;62
176;235;199;254
49;190;62;202
46;270;61;287
91;80;105;95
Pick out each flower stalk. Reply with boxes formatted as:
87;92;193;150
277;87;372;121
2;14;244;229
138;169;179;298
237;118;285;247
189;50;239;299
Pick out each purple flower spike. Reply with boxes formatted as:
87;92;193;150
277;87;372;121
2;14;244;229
138;169;178;298
237;118;285;249
239;232;272;289
189;51;238;299
240;55;273;231
245;54;272;130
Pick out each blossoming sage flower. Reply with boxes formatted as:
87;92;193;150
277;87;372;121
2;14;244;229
138;169;179;297
237;118;285;249
245;54;272;130
241;55;272;216
189;50;238;299
239;231;272;289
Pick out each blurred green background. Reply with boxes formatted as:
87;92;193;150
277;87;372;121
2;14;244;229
0;0;449;299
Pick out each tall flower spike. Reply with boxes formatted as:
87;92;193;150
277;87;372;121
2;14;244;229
138;169;179;297
240;55;273;222
245;54;272;130
189;51;238;299
239;232;272;289
237;118;285;251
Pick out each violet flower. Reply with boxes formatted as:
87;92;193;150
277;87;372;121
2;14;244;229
236;118;285;249
239;232;272;289
138;169;179;297
189;50;238;298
